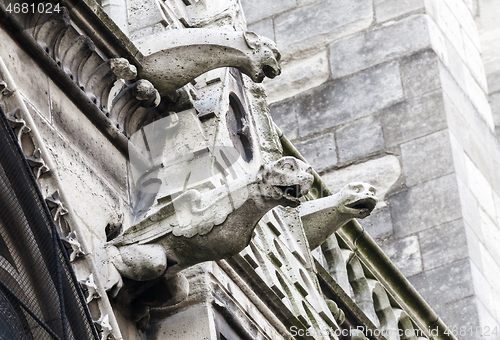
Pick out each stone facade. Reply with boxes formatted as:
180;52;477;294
242;0;500;338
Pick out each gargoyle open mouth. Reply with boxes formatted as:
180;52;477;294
346;197;378;211
276;185;303;200
263;64;280;79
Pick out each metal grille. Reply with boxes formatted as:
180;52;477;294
0;106;99;340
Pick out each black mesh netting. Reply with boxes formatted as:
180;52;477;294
0;106;99;340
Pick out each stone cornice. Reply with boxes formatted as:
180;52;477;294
0;0;163;156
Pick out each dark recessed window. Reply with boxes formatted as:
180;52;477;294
226;94;253;162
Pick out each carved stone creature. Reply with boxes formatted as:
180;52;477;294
137;30;281;95
300;182;378;250
105;156;313;329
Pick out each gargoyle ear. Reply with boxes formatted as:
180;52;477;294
243;31;261;49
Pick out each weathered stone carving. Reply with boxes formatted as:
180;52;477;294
94;314;113;340
79;273;101;304
62;231;86;262
104;156;313;329
6;108;31;142
26;148;50;179
137;29;281;95
19;8;162;137
300;182;378;250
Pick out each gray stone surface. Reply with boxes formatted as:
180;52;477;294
419;219;468;271
373;0;424;23
49;81;128;191
444;91;500;195
470;259;497;321
297;61;404;137
264;50;330;104
31;108;125;240
390;174;462;237
241;0;296;24
456;177;482;241
274;0;373;53
248;18;275;42
435;296;481;340
487;66;500;94
336;115;385;163
400;49;441;99
127;0;166;33
380;235;422;277
0;29;51;121
295;133;337;171
401;129;454;187
329;15;431;79
491;91;500;133
381;90;447;147
363;206;394;240
321;155;402;201
476;298;500;340
407;259;474;311
479;208;500;265
269;99;298;140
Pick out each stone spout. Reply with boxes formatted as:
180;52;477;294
137;29;281;95
102;157;313;330
299;182;378;250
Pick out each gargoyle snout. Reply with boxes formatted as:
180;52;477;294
262;42;281;79
342;182;379;218
263;63;281;79
265;156;314;198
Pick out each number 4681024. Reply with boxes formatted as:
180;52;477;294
6;2;61;14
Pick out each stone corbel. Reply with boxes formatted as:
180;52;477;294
299;183;378;250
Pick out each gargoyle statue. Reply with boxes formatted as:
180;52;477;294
105;156;313;330
137;30;281;95
299;182;378;250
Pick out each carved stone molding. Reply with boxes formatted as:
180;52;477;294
1;3;162;139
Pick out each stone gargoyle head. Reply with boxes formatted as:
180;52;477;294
242;31;281;82
257;156;313;208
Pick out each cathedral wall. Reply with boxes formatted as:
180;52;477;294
0;27;131;246
241;0;500;338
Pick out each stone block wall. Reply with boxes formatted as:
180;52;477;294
473;0;500;135
0;28;131;245
242;0;500;337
